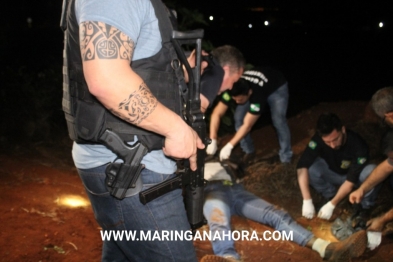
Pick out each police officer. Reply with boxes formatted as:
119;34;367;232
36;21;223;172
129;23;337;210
297;113;377;221
61;0;204;260
206;67;292;164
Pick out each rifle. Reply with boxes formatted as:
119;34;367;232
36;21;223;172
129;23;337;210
139;29;209;231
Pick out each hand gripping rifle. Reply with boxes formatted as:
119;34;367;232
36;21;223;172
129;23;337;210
139;29;209;231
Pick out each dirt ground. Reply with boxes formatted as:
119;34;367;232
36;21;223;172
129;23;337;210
1;100;393;261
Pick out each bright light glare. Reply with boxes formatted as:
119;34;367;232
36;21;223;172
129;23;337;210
264;21;269;26
379;22;384;28
248;24;253;28
57;195;90;208
209;16;214;21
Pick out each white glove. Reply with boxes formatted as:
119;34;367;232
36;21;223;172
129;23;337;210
367;231;382;250
318;201;335;220
219;143;234;161
302;199;315;219
206;139;217;155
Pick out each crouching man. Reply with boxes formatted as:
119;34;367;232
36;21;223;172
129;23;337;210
297;113;378;220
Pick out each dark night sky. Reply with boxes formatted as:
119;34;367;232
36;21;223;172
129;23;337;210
186;0;393;107
188;0;391;26
3;1;391;32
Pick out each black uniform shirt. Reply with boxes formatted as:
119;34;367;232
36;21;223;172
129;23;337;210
296;129;369;183
220;67;286;115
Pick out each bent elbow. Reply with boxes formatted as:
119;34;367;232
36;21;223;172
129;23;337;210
83;63;113;99
87;82;104;98
84;73;112;100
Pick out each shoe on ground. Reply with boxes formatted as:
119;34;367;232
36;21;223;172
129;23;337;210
200;254;241;262
324;230;367;261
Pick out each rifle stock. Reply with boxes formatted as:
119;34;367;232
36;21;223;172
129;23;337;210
139;29;209;231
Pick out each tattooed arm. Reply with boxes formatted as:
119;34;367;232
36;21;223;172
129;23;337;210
80;21;204;170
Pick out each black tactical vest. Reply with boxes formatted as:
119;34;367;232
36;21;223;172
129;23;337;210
62;0;185;150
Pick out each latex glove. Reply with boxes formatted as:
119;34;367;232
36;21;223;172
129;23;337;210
367;231;382;250
219;143;234;161
206;139;217;155
318;201;335;220
302;199;315;219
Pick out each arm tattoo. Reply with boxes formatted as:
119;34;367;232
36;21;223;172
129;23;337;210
111;82;158;125
80;21;134;61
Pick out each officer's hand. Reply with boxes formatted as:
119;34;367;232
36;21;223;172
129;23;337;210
366;216;385;232
186;49;209;74
219;143;233;161
163;125;205;171
349;189;364;204
186;49;197;69
206;139;217;155
318;201;335;220
302;199;315;219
